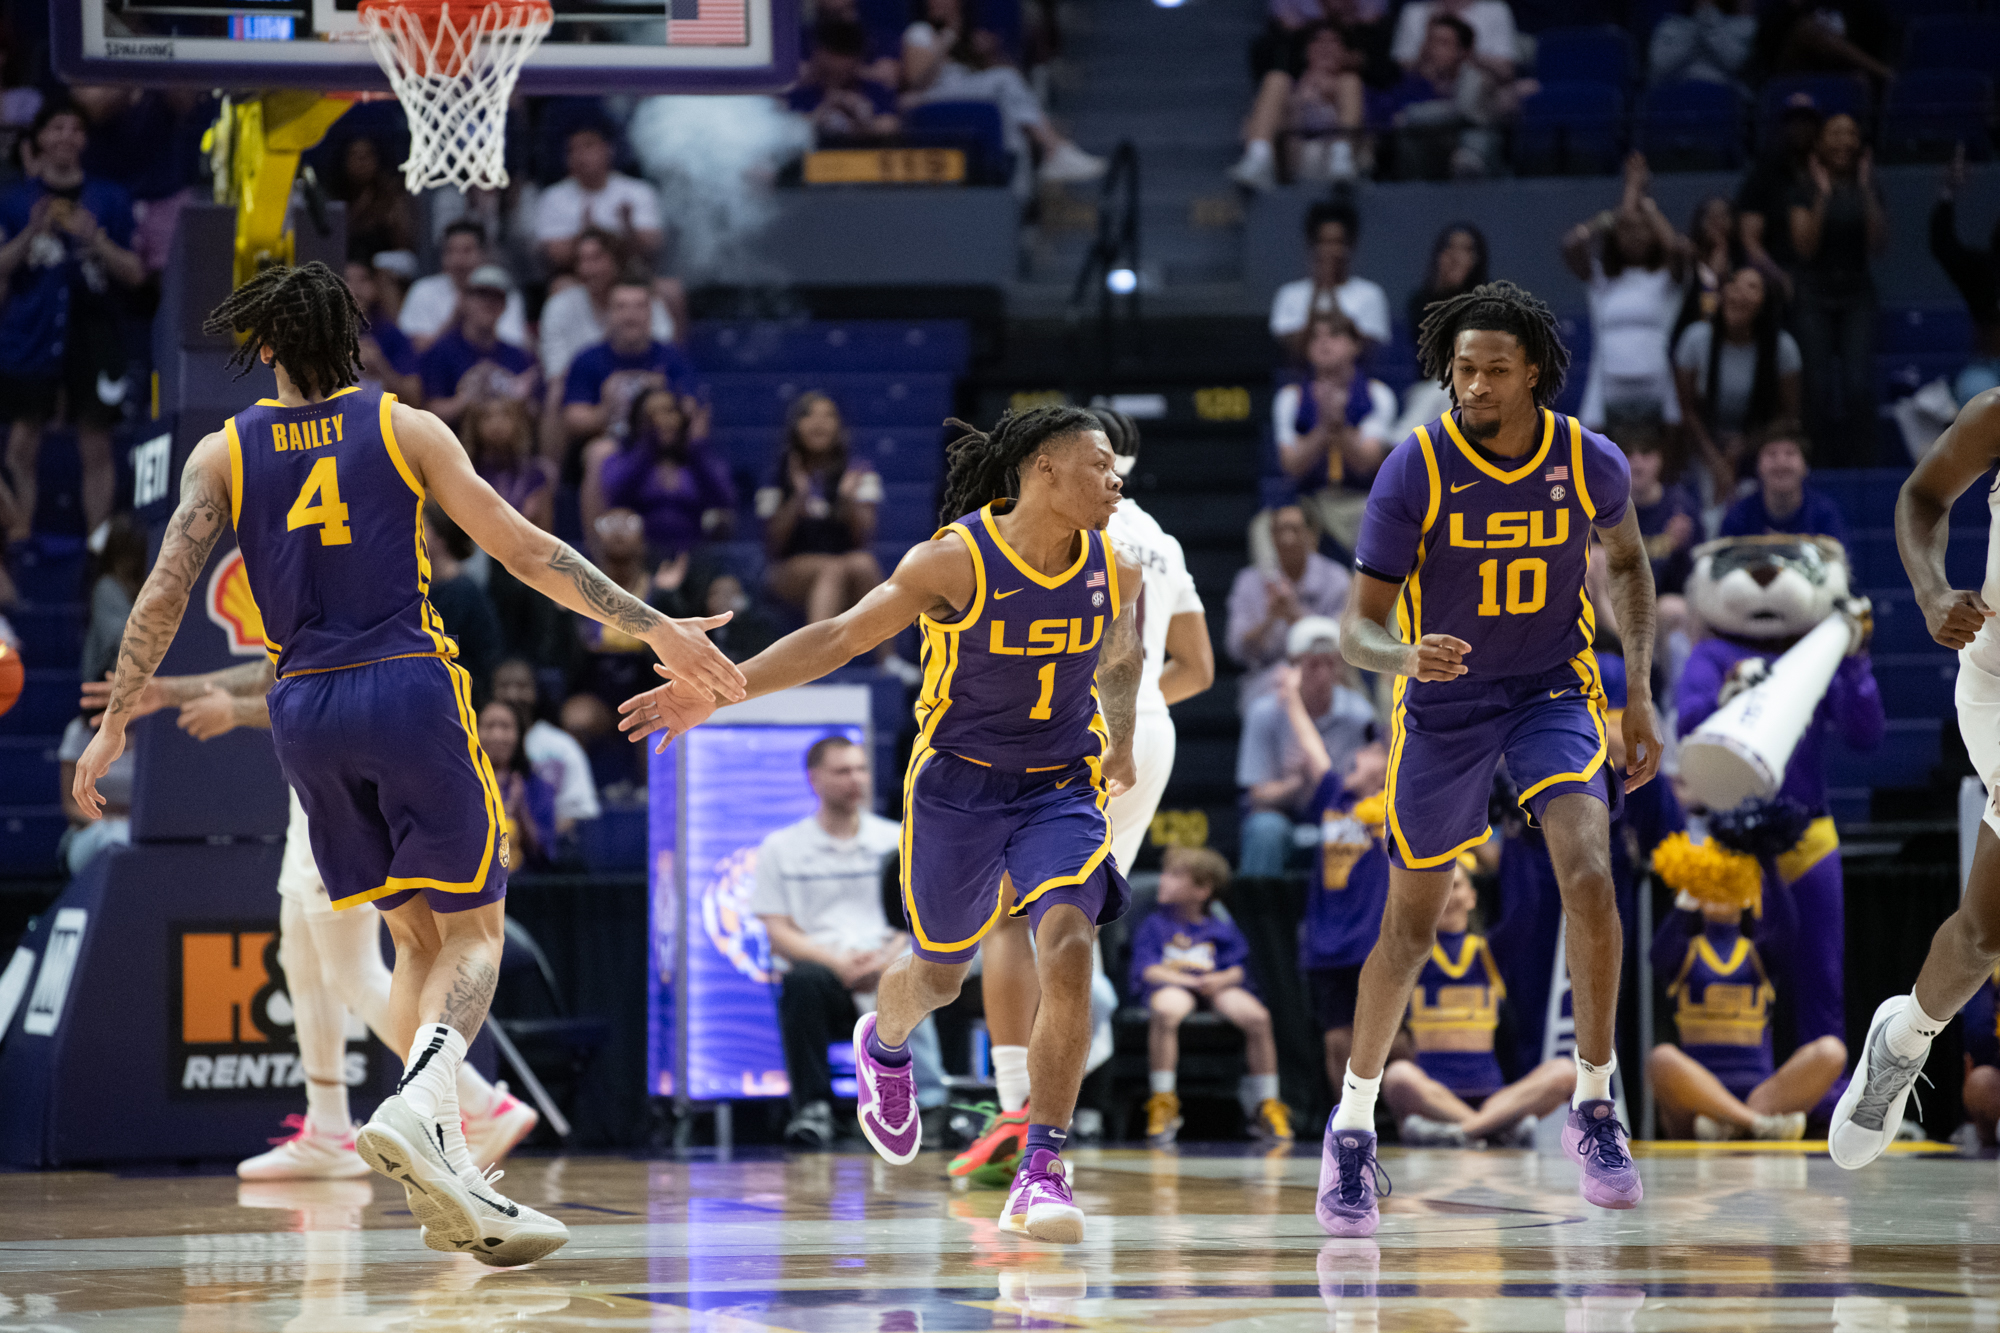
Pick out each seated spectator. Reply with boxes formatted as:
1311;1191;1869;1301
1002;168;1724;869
1624;426;1699;597
1933;149;2000;405
539;230;677;388
1268;198;1391;350
806;0;903;83
751;735;940;1148
1236;619;1376;877
335;135;414;260
758;392;885;625
1717;423;1849;547
58;710;132;874
1261;312;1396;560
789;20;900;143
421;505;502;694
901;0;1107;186
1384;858;1577;1148
1734;94;1821;289
1226;505;1351;705
1389;0;1518;77
79;516;145;685
1647;0;1755;89
0;101;144;546
697;565;782;662
1674;266;1802;491
1647;891;1845;1139
1379;14;1528;181
492;656;601;832
342;258;422;404
1253;0;1395;86
534;122;665;275
399;219;529;351
462;398;554;531
1407;220;1488;334
1133;846;1291;1148
478;698;558;870
561;278;699;460
583;387;734;555
416;265;542;427
1230;23;1367;191
370;248;416;321
1563;152;1689;433
1752;0;1893;89
1789;113;1887;469
1961;968;2000;1148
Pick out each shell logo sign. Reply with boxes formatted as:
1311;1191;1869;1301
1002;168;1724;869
205;548;268;657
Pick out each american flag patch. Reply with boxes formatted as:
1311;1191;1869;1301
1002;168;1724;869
1087;570;1107;587
668;0;747;46
1545;465;1570;481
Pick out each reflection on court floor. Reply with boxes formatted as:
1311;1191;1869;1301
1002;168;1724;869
2;1144;1996;1330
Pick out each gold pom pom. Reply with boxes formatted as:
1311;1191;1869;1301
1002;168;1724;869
1351;792;1388;833
1651;831;1762;909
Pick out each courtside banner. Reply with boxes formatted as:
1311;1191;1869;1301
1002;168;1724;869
167;920;372;1099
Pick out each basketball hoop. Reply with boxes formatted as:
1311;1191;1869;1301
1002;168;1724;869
357;0;553;193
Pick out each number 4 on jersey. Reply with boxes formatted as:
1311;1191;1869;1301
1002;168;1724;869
287;456;353;546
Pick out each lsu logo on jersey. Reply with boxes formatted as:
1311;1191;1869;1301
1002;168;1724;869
204;547;269;657
986;616;1104;656
1446;510;1571;549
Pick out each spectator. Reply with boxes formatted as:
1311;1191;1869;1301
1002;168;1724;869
1788;113;1887;468
1268;198;1391;348
421;504;503;695
1735;93;1821;287
1624;427;1700;598
1132;846;1291;1147
1678;196;1743;339
696;566;782;663
398;219;530;351
572;507;675;725
342;258;422;404
1647;892;1845;1140
78;515;145;685
1407;220;1488;335
1252;0;1394;86
0;101;143;546
758;392;885;626
478;698;559;870
1961;969;2000;1147
561;278;698;458
583;388;735;556
1932;148;2000;405
1389;0;1519;76
1262;312;1397;560
334;135;415;260
492;656;601;832
538;229;678;388
1718;421;1850;548
370;248;416;321
1674;266;1803;491
805;0;903;83
416;264;542;427
462;398;554;531
901;0;1107;186
1230;23;1367;190
1563;152;1689;433
1379;13;1526;181
533;123;665;275
1752;0;1893;88
1236;619;1376;876
789;20;900;143
749;735;932;1148
1227;504;1351;704
1647;0;1755;89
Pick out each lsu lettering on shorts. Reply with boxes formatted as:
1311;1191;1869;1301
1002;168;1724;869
901;749;1131;964
1385;653;1615;871
268;653;508;913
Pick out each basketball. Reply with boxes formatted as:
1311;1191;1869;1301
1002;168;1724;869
0;641;21;719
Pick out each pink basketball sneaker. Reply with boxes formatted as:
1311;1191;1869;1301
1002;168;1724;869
852;1014;921;1164
1561;1100;1643;1209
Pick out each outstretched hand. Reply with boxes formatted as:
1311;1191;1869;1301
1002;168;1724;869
642;613;748;704
619;667;723;753
79;672;167;728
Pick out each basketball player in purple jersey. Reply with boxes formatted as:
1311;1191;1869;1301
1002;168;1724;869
71;263;745;1265
622;406;1143;1243
1322;282;1663;1235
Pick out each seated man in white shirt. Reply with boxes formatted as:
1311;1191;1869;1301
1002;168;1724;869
1267;199;1392;353
534;124;665;275
398;220;530;352
539;228;678;387
752;735;943;1147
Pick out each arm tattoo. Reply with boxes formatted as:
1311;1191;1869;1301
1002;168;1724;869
1096;589;1143;753
106;456;229;720
436;955;499;1037
546;541;666;636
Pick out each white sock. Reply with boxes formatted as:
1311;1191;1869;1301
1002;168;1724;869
433;1080;483;1185
1885;993;1949;1060
1574;1052;1616;1105
1331;1071;1379;1131
1240;1073;1279;1115
457;1064;499;1118
396;1023;467;1120
304;1077;350;1136
1150;1069;1177;1096
993;1044;1031;1114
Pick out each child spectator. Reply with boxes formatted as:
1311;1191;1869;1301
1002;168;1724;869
478;698;559;870
1961;968;2000;1148
757;392;885;626
1384;858;1578;1148
1268;199;1391;348
1717;422;1849;547
1623;427;1699;598
1265;312;1396;558
1563;152;1689;433
462;398;554;531
1789;112;1887;468
1674;266;1802;492
399;220;529;351
1131;846;1291;1147
1226;505;1351;706
1647;882;1846;1139
1932;149;2000;406
416;265;542;427
1647;0;1755;89
789;20;900;143
560;278;698;459
491;656;601;832
1380;14;1524;181
334;135;415;261
534;122;664;275
342;259;422;404
583;387;735;556
538;230;678;387
1236;620;1376;877
1231;23;1367;190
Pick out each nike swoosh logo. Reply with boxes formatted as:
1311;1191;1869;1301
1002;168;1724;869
470;1189;520;1218
1549;689;1568;699
1451;481;1480;493
994;588;1023;599
1055;776;1077;788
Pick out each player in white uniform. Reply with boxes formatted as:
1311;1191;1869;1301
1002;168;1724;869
83;663;538;1179
1830;389;2000;1167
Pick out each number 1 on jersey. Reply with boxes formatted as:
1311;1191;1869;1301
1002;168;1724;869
1028;662;1055;720
287;456;353;546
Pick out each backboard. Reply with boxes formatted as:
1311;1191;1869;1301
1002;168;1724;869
54;0;798;95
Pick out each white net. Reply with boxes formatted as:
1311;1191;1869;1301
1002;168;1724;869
358;0;553;193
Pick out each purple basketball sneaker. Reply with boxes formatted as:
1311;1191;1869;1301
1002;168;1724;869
1561;1099;1642;1209
1316;1118;1389;1237
1000;1149;1085;1243
852;1014;920;1165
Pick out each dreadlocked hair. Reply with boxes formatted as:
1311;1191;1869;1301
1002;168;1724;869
202;261;366;400
1415;279;1570;409
938;405;1104;524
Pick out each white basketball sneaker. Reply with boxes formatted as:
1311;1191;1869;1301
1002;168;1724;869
357;1094;569;1267
238;1115;372;1181
464;1082;540;1170
1830;996;1931;1170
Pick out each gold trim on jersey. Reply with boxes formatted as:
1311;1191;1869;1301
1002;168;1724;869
1441;407;1554;484
898;745;1008;954
224;418;245;529
983;500;1091;589
379;393;460;661
1101;529;1121;614
1009;751;1115;916
1515;647;1610;807
1668;934;1773;1047
255;386;363;409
